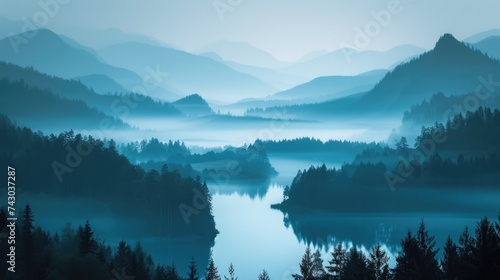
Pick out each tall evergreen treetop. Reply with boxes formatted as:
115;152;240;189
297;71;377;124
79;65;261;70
224;263;238;280
187;257;199;280
258;270;271;280
206;258;221;280
326;243;347;280
79;220;97;256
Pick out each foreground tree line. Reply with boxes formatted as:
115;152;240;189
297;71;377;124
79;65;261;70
0;115;218;239
1;206;498;279
290;216;500;280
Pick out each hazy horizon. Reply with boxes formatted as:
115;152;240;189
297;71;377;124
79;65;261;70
2;0;500;62
2;1;500;279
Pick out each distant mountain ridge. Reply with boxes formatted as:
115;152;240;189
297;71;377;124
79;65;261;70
271;70;387;101
0;78;129;132
0;61;182;119
99;41;276;102
464;29;500;43
277;44;426;80
473;36;500;61
195;40;288;68
74;74;129;94
247;34;500;119
356;33;500;111
0;29;180;100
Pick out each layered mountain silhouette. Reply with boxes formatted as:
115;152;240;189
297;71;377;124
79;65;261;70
59;26;172;50
98;42;276;101
464;28;500;43
173;94;215;116
208;57;305;90
0;61;182;119
0;78;128;131
277;44;425;80
473;36;500;60
249;34;500;119
271;70;387;101
195;40;288;68
0;29;180;100
74;74;129;95
356;34;500;111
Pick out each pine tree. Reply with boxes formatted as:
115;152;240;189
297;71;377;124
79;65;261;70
441;236;459;280
396;137;409;156
166;264;180;280
368;244;390;280
224;263;238;280
458;226;475;278
206;258;221;280
187;257;199;280
472;217;500;279
394;223;441;280
79;220;97;255
114;241;133;272
342;247;370;280
326;243;346;280
293;247;314;280
154;265;167;280
258;269;270;280
415;221;441;280
20;205;36;279
131;243;151;280
311;249;327;279
393;231;419;280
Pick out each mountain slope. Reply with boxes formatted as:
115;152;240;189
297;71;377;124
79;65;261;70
272;70;387;100
173;94;215;116
0;78;128;132
464;29;500;44
59;26;173;50
195;40;288;68
74;74;129;95
473;36;500;60
99;42;276;102
248;34;500;119
278;44;425;80
0;29;180;100
356;34;500;112
0;61;182;118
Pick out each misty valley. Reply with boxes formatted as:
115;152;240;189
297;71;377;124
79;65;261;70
1;14;500;280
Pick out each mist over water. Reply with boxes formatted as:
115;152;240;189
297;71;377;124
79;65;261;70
209;156;500;279
111;117;401;148
2;5;500;278
13;117;500;278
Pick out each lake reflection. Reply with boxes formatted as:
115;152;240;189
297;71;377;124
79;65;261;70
211;184;498;279
209;155;500;279
24;156;500;279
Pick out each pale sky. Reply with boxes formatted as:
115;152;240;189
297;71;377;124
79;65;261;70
2;0;500;61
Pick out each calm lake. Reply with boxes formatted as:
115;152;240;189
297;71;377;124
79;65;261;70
207;156;500;279
24;156;500;279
